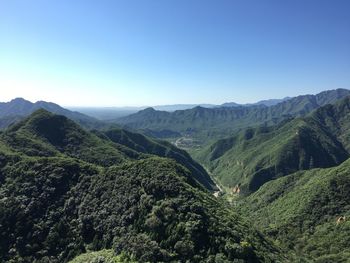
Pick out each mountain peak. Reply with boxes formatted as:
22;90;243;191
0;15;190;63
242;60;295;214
193;105;205;110
8;109;84;147
142;107;156;112
26;108;55;120
10;97;28;102
9;97;32;105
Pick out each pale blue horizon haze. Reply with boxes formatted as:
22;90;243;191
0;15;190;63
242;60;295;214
0;0;349;107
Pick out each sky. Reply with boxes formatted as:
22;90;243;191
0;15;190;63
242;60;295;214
0;0;350;107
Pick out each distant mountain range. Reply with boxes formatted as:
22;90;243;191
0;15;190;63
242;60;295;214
220;97;291;108
150;98;291;110
69;97;291;120
0;98;104;129
114;89;350;141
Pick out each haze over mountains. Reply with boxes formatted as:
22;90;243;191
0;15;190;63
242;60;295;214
0;96;291;127
69;97;291;120
0;98;102;129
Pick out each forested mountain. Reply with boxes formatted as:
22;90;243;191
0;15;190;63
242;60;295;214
3;109;216;191
0;98;103;129
238;158;350;262
100;128;215;190
195;96;350;193
2;91;350;262
115;89;350;141
0;110;282;262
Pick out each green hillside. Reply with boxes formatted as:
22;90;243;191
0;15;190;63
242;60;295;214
2;109;139;165
2;109;216;190
195;96;350;193
0;110;282;262
238;158;350;262
101;128;215;190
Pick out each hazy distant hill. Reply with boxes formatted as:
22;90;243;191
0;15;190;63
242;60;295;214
196;95;350;193
69;104;217;120
0;98;103;129
71;98;292;120
221;97;291;108
115;89;350;141
0;110;281;262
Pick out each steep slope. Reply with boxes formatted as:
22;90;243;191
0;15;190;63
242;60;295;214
0;98;104;129
196;96;350;193
0;111;282;262
100;128;215;190
115;89;350;141
238;158;350;262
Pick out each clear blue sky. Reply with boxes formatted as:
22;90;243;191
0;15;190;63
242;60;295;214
1;0;349;106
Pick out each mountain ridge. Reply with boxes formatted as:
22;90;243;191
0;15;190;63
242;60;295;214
69;96;295;120
115;89;350;142
0;97;104;129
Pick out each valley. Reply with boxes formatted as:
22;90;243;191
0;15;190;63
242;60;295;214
2;1;350;261
173;136;201;149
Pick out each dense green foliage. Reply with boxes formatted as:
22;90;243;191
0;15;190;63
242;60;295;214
115;89;350;142
238;158;350;262
0;110;282;262
195;96;350;193
2;109;215;190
